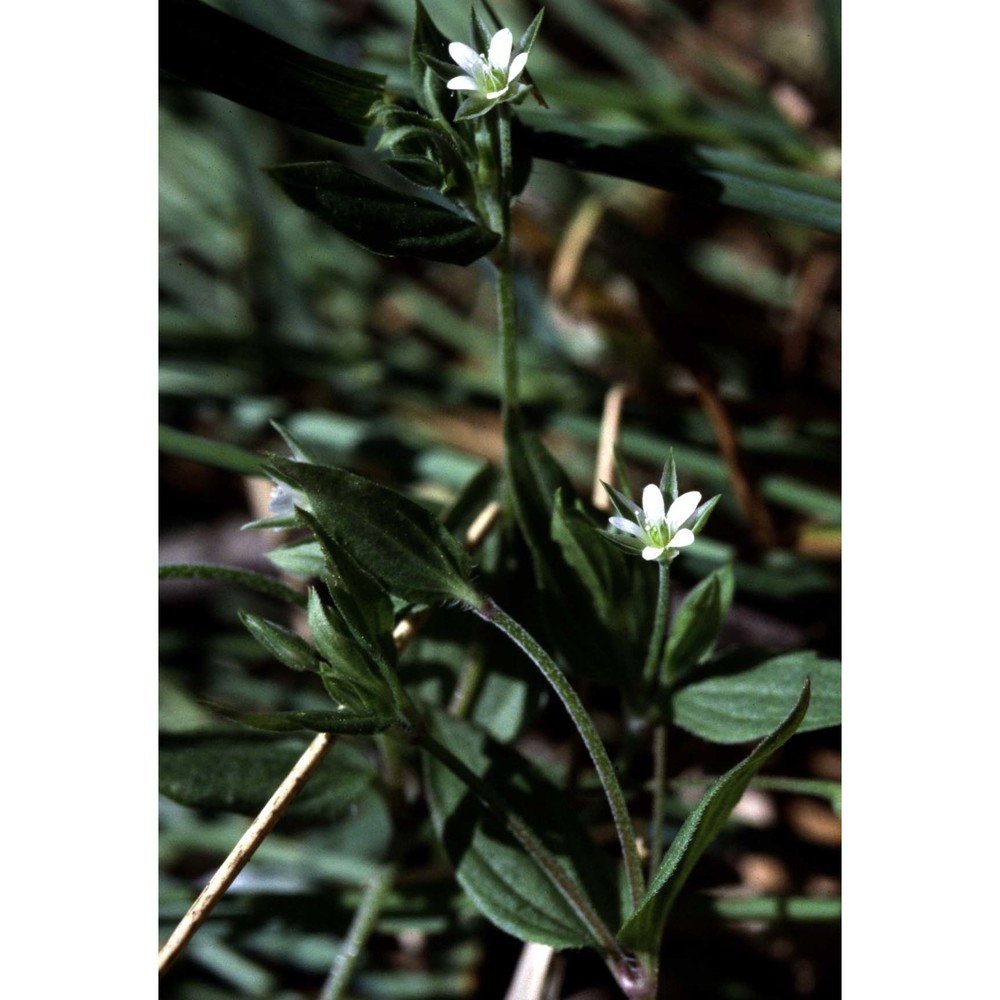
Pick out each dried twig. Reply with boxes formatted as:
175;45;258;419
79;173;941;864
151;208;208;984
157;732;336;974
592;382;633;509
693;373;777;548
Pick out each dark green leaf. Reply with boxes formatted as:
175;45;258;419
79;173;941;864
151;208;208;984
504;412;576;583
551;488;629;620
506;417;639;683
159;0;384;145
216;707;395;735
524;120;841;233
159;423;262;476
239;611;320;673
664;565;734;681
672;649;841;743
305;589;393;712
267;458;480;607
617;681;811;951
159;732;376;825
268;161;499;265
158;563;305;607
301;512;397;668
422;711;620;948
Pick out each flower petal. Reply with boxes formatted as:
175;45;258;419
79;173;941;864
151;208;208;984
642;483;665;525
485;86;509;99
609;516;646;539
642;545;665;561
448;41;482;74
488;28;513;70
508;51;528;82
668;528;695;549
446;75;479;91
666;491;701;530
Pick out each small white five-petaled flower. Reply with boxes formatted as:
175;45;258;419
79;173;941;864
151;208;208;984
447;27;529;106
609;485;701;562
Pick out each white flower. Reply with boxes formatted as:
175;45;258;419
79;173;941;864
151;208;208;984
609;485;701;562
447;27;530;109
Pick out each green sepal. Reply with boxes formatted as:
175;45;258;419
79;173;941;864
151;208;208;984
411;0;455;105
298;510;398;669
267;457;481;607
270;419;317;463
659;449;679;503
454;94;496;122
470;4;496;52
601;480;643;522
617;681;811;951
267;161;499;266
690;494;721;535
239;611;320;673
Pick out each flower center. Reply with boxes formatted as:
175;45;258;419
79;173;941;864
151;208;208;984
647;522;668;547
474;60;508;95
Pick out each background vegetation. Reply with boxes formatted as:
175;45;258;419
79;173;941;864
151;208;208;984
159;0;841;996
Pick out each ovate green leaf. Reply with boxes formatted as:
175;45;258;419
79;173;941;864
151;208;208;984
617;681;811;951
268;161;499;265
664;565;734;681
267;458;480;607
672;649;841;743
423;711;620;948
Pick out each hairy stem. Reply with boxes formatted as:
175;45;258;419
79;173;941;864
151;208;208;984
474;596;646;910
649;723;667;878
495;105;519;428
642;562;670;690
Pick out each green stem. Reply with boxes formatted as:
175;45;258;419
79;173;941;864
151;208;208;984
648;724;666;879
317;865;396;1000
417;731;624;959
475;596;646;911
495;106;519;429
642;562;670;690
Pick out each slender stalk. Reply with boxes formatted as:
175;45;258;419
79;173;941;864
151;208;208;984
418;731;625;959
475;596;645;910
158;732;337;975
318;866;396;1000
648;724;667;878
495;105;519;428
641;562;670;690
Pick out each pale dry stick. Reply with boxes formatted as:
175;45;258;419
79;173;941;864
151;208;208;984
502;941;559;1000
592;382;634;509
548;194;607;302
693;374;777;549
158;732;336;975
158;499;502;976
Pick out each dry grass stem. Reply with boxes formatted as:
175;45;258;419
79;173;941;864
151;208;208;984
593;382;632;508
